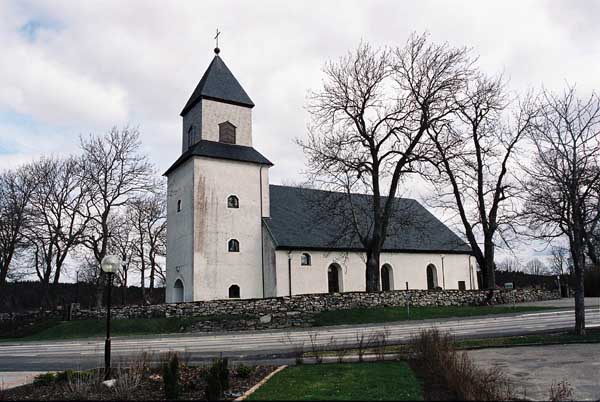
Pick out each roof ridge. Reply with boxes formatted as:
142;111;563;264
268;184;417;202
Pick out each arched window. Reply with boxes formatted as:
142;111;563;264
327;263;343;293
227;195;239;208
173;279;184;303
187;125;197;148
229;284;240;298
219;121;236;144
301;253;311;266
177;200;182;212
381;264;394;291
427;264;439;290
228;239;240;252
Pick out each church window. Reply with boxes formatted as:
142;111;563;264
219;121;236;144
177;200;182;212
229;284;240;298
227;195;239;208
228;239;240;252
301;253;311;266
187;125;197;147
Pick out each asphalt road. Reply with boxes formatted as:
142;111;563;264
1;308;599;371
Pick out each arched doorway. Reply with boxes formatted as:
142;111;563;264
426;264;438;289
381;264;393;291
229;284;240;298
173;279;184;303
328;264;342;293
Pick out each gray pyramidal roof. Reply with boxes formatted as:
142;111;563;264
164;140;272;176
180;55;254;116
264;185;471;254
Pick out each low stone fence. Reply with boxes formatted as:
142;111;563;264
0;288;559;332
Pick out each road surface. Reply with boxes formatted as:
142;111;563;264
0;308;598;371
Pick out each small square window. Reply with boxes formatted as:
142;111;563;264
458;281;466;291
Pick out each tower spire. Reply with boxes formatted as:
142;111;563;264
214;28;221;55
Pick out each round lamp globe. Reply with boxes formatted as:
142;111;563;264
101;255;120;274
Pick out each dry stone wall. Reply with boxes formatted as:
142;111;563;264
0;288;559;333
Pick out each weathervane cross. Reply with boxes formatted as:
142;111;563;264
214;28;221;48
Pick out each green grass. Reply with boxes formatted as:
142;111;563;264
456;328;600;348
247;361;423;401
313;305;555;326
0;316;211;342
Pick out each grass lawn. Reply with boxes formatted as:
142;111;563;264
247;361;423;401
313;305;555;326
0;316;206;342
457;327;600;348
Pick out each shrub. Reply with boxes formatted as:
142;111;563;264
411;329;513;401
162;353;181;400
204;357;229;400
64;369;101;400
549;380;574;401
33;372;56;386
236;364;254;379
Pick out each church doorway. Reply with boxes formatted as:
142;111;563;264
173;279;184;303
381;264;393;291
328;264;342;293
426;264;438;289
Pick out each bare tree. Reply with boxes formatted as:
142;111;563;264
525;258;548;276
127;190;166;302
24;156;89;291
426;75;538;289
79;126;154;306
0;166;36;286
300;34;473;291
521;87;600;335
496;256;521;272
549;246;571;276
109;213;136;304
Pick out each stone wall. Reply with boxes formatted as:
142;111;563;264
0;288;560;333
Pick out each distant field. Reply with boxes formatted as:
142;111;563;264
313;305;555;326
247;361;423;401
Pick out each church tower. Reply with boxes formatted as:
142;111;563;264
165;47;272;302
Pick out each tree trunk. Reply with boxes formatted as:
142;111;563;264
365;251;381;292
0;262;8;286
483;238;496;289
572;244;586;335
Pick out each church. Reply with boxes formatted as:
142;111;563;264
164;48;477;303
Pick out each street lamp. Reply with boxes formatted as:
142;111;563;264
101;255;120;380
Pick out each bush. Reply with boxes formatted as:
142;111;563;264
236;364;254;379
411;329;513;401
162;353;180;400
33;372;56;386
204;357;229;400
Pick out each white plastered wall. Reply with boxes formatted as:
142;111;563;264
191;157;269;300
165;159;195;303
274;250;476;296
200;99;252;146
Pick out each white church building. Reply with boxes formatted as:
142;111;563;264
165;49;476;303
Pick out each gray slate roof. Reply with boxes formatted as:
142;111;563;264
181;55;254;115
164;140;272;176
264;185;471;254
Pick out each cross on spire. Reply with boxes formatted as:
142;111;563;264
214;28;221;55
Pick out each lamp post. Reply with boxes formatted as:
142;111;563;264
101;255;120;380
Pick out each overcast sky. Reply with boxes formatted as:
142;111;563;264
2;1;599;269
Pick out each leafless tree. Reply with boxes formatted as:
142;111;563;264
109;213;137;304
496;256;521;272
128;189;166;302
549;246;571;276
521;87;600;335
525;258;548;276
426;74;538;289
0;166;36;286
300;34;474;291
79;126;154;306
24;156;89;292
